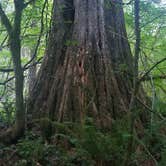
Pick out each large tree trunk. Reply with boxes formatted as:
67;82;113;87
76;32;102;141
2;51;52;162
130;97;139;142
29;0;135;128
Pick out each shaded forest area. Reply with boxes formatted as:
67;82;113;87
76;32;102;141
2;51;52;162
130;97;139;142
0;0;166;165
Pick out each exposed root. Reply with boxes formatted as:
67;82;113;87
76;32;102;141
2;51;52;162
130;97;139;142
0;125;24;144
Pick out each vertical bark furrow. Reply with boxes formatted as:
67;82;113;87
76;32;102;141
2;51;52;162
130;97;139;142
28;0;75;117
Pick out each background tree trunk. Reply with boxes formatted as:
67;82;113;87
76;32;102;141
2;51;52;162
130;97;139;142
28;0;136;128
0;0;25;143
28;49;37;96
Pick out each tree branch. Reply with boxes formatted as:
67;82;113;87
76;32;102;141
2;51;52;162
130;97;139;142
0;57;42;73
142;75;166;81
0;3;12;34
0;76;14;85
24;0;36;8
136;97;165;120
0;68;14;72
139;57;166;82
24;0;47;68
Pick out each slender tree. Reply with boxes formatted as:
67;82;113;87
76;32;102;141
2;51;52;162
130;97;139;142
0;0;34;143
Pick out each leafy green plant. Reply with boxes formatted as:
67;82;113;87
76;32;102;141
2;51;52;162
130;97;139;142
17;137;44;161
48;118;131;165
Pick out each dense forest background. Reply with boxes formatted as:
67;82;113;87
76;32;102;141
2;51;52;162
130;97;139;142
0;0;166;165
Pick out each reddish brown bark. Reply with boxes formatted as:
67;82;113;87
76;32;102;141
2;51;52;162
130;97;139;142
28;0;135;128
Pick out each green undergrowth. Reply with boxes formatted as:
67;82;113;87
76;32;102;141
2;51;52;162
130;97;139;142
16;118;131;166
0;117;166;166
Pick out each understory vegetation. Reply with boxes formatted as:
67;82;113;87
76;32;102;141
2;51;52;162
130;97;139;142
1;117;166;165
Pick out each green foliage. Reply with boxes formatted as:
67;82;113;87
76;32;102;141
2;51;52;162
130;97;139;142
154;97;166;114
0;98;15;126
13;118;131;165
160;149;166;166
17;135;44;161
132;119;166;166
16;132;57;166
46;118;130;165
0;116;165;165
0;0;52;127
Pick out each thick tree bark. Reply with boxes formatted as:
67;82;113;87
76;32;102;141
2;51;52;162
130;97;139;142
28;0;136;129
